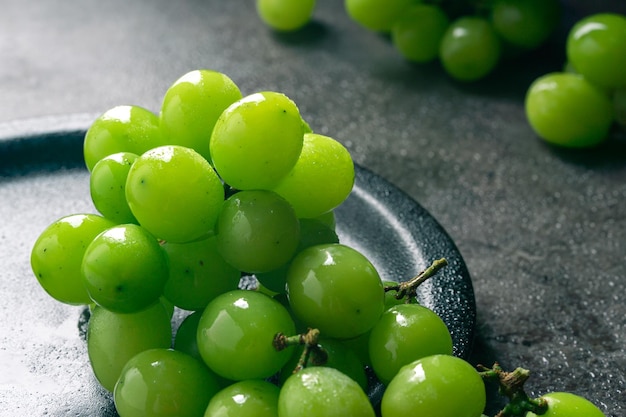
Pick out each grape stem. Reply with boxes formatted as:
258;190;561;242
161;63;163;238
384;258;448;302
479;362;548;417
273;328;328;373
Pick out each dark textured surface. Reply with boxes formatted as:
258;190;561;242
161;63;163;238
0;0;625;416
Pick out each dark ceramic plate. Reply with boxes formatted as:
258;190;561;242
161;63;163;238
0;115;476;416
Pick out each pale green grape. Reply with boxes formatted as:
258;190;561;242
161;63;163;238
391;4;450;63
83;105;163;171
209;91;305;190
162;235;241;311
125;145;225;243
87;303;171;392
491;0;561;50
344;0;420;33
272;132;354;219
257;0;317;32
89;152;138;224
526;392;606;417
81;223;169;313
204;379;280;417
160;69;242;161
31;213;116;305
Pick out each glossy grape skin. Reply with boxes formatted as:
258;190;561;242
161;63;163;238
81;223;169;313
197;290;296;381
526;392;606;417
381;354;486;417
491;0;561;50
210;91;305;190
162;235;241;311
368;303;453;385
256;0;316;32
87;303;171;392
30;213;116;305
114;348;221;417
204;379;280;417
286;243;385;339
215;190;300;273
278;366;376;417
125;145;225;243
525;72;614;148
439;16;501;82
271;132;354;219
567;13;626;89
160;69;242;161
391;4;450;63
344;0;419;33
89;152;138;224
83;105;163;171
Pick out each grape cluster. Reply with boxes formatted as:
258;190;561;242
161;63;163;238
30;68;607;416
525;12;626;148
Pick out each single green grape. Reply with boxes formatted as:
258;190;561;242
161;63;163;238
125;145;225;243
525;72;614;147
271;132;354;219
566;13;626;89
90;152;138;224
526;392;606;417
83;105;163;171
338;330;372;367
162;235;241;311
87;302;171;392
30;213;116;305
114;348;221;417
209;91;305;190
81;223;169;313
439;16;501;82
368;303;453;385
278;366;376;417
381;354;486;417
286;243;385;339
160;69;242;161
391;4;450;63
215;190;300;273
491;0;561;50
204;379;280;417
197;290;296;381
344;0;420;33
256;0;316;32
173;310;203;360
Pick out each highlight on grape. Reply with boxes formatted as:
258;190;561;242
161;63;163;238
30;68;607;416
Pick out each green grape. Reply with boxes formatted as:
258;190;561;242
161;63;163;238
391;4;450;63
526;392;606;417
525;72;614;147
174;310;203;360
279;337;368;390
256;217;340;293
439;16;501;82
338;330;372;367
30;213;116;305
278;366;376;417
491;0;561;50
81;223;169;313
159;69;242;161
382;280;416;309
209;91;305;190
567;13;626;89
162;235;241;311
256;0;316;32
83;105;163;171
381;354;486;417
215;190;300;273
89;152;138;224
614;88;626;126
125;145;225;243
271;132;354;219
114;348;221;417
197;290;296;381
344;0;420;33
368;303;453;385
286;243;385;339
87;303;172;392
204;379;280;417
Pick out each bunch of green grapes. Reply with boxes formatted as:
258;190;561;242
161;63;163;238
525;12;626;148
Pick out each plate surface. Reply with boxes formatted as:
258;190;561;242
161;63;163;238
0;116;475;415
